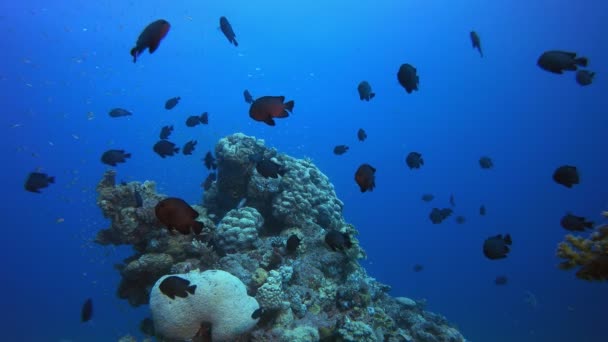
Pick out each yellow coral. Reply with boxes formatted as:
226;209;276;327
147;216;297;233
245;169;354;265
557;223;608;281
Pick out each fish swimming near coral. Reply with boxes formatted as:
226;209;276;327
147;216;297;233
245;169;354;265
203;151;217;170
333;145;349;155
155;197;203;234
286;235;301;254
560;213;593;232
325;230;352;252
101;149;131;166
153;140;180;158
182;140;197;155
256;158;286;178
159;276;197;299
355;164;376;192
249;96;295;126
24;171;55;193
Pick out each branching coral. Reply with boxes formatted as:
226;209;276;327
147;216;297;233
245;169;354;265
557;223;608;281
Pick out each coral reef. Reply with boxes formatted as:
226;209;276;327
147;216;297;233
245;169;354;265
95;133;467;341
557;221;608;281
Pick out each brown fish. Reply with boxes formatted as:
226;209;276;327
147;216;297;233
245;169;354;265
355;164;376;192
155;197;203;234
130;19;171;63
249;96;294;126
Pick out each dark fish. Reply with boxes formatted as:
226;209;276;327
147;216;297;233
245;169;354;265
109;108;132;118
553;165;579;188
133;189;143;207
421;194;434;202
244;90;254;104
357;81;375;101
357;128;367;142
160;125;174;140
139;318;155;336
325;230;352;252
193;322;212;342
397;63;419;94
576;254;608;281
165;96;180;110
183;140;197;155
406;152;424;169
130;19;171;63
24;172;55;193
479;156;493;169
354;164;376;192
219;16;238;47
480;205;486;216
81;298;93;323
186;115;202;127
286;235;301;254
413;264;424;272
159;276;197;299
251;308;264;319
455;215;466;224
202;172;216;191
429;208;453;224
449;194;456;207
494;276;508;285
576;70;595;86
470;31;483;57
101;149;131;166
560;213;593;232
256;158;286;178
153;140;180;158
483;234;512;260
249;96;295;126
333;145;349;155
200;112;209;125
537;50;588;74
204;151;217;170
155;197;203;234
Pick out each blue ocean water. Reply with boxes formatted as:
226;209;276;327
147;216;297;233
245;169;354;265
1;0;607;341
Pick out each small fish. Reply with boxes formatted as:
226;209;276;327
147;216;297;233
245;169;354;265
133;189;143;207
406;152;424;169
429;208;453;224
200;112;209;124
325;230;352;252
286;235;301;254
159;276;197;299
354;164;376;192
160;125;173;140
553;165;579;188
357;81;375;101
449;194;456;207
109;108;132;118
455;215;466;224
243;89;254;104
479;156;493;169
357;128;367;142
81;298;93;322
219;16;238;47
560;213;593;232
203;151;217;170
25;172;55;193
576;70;595;86
186;113;208;127
333;145;349;155
249;96;294;126
483;234;512;260
538;50;588;74
153;140;179;158
494;276;508;285
413;264;424;272
131;19;171;63
182;140;197;155
470;31;483;57
251;308;264;319
256;158;286;178
421;194;434;202
480;205;486;216
101;149;131;166
165;96;180;110
155;197;203;234
397;63;419;94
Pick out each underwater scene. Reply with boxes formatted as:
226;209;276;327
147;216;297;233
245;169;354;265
2;0;607;341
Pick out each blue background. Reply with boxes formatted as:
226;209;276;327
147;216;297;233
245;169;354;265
1;0;606;341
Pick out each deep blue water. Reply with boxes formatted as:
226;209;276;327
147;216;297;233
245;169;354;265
1;1;607;341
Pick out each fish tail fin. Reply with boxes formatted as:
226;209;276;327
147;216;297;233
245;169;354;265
174;147;180;154
284;100;295;112
585;221;594;229
479;48;483;57
233;39;239;47
130;48;138;63
187;285;197;295
575;57;588;67
369;93;375;100
124;153;132;158
47;176;55;183
504;234;512;245
193;221;203;234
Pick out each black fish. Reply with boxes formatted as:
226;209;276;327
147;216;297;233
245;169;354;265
449;194;456;207
470;31;483;57
200;112;208;125
354;164;376;192
202;172;216;191
219;16;238;47
406;152;424;169
479;156;493;169
421;194;434;202
325;230;352;252
139;318;155;336
159;276;197;299
244;90;254;104
133;189;143;207
153;140;179;158
397;63;419;94
494;276;508;285
251;308;264;319
537;50;588;74
204;151;217;170
286;235;301;254
186;113;208;127
249;96;294;126
553;165;579;188
160;125;174;140
109;108;132;118
81;298;93;322
101;149;131;166
429;208;453;224
483;234;512;260
455;215;466;224
165;96;180;110
480;205;486;216
560;213;594;232
333;145;349;155
131;19;171;63
24;172;55;193
183;140;197;155
357;81;375;101
256;158;286;178
413;264;424;272
576;70;595;86
357;128;367;141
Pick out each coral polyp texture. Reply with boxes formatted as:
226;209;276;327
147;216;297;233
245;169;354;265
95;133;467;341
557;221;608;281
